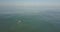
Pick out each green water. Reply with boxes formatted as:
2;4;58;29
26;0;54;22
0;11;60;32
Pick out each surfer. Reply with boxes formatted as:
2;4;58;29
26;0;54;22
16;19;24;24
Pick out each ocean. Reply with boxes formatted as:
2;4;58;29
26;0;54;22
0;7;60;32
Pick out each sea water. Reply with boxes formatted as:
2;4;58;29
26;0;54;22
0;7;60;32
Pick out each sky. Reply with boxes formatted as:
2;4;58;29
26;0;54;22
0;0;60;7
0;0;60;14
